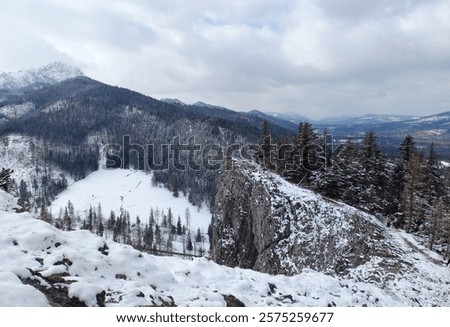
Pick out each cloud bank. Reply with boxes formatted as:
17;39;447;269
1;0;449;118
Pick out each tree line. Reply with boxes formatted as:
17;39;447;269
257;121;450;255
40;201;209;257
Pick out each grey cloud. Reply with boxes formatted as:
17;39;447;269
0;0;449;119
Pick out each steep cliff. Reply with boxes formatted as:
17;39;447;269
212;160;419;279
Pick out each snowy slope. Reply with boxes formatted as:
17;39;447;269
0;62;83;90
50;169;212;233
2;189;449;307
0;102;35;119
160;98;187;106
0;134;73;197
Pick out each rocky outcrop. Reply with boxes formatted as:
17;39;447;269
212;160;397;276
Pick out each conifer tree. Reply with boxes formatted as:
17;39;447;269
136;216;142;248
283;122;319;184
0;168;13;191
423;143;446;204
155;224;162;249
167;207;173;229
403;153;425;232
97;219;104;237
256;120;275;170
195;228;202;243
143;224;154;249
429;198;444;250
176;216;183;235
186;234;193;252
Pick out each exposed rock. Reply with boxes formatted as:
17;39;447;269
212;160;399;276
98;243;109;256
54;258;73;266
21;275;86;307
115;273;127;280
96;291;106;307
21;269;105;307
223;294;245;307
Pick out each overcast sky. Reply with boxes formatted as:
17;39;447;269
1;0;449;119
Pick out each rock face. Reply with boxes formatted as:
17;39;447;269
212;160;394;276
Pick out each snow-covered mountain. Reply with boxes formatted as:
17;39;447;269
192;101;228;110
0;62;84;90
247;109;298;132
403;111;450;126
317;114;419;125
265;111;312;124
160;98;186;106
1;188;449;307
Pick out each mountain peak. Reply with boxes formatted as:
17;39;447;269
0;62;84;90
160;98;186;106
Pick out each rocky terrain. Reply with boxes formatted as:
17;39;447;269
211;160;450;305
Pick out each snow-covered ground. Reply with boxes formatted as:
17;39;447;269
1;189;450;307
0;102;35;119
50;168;212;233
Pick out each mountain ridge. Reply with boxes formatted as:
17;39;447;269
0;62;84;90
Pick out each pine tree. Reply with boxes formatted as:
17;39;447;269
167;207;173;229
276;135;295;176
256;120;276;170
18;180;31;210
166;234;174;253
136;216;142;248
423;143;446;204
184;207;191;231
155;224;162;249
195;228;202;243
108;210;116;233
429;198;444;250
176;216;183;235
186;233;193;252
391;135;417;212
149;208;155;226
403;153;425;233
63;207;72;231
285;122;320;184
359;131;389;213
143;224;154;250
87;206;94;232
0;168;13;191
97;219;104;237
40;204;53;224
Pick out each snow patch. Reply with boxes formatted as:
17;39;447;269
50;169;212;232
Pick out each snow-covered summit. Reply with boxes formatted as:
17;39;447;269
160;98;186;106
0;62;84;90
192;101;227;110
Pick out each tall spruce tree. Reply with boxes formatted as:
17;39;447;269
360;131;389;214
403;153;425;232
283;122;319;184
390;135;417;214
256;120;276;170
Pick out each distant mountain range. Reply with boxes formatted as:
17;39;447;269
316;113;420;125
1;63;449;158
